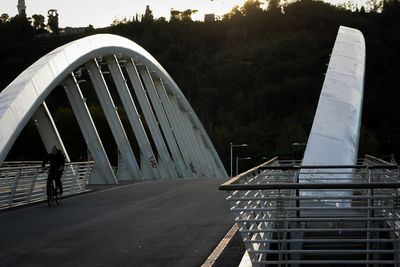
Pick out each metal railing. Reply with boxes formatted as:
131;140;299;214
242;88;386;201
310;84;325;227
0;161;94;210
219;157;400;266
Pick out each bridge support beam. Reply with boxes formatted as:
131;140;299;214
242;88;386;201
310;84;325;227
168;93;208;177
153;79;196;178
63;74;117;184
105;55;160;179
124;59;177;178
86;59;142;181
139;67;189;178
32;102;70;162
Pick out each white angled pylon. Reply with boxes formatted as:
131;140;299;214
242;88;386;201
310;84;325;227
105;55;161;179
32;102;70;161
86;59;143;181
300;26;366;204
63;74;117;184
124;59;178;178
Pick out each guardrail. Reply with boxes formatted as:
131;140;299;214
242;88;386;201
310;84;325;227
0;161;94;210
219;157;400;266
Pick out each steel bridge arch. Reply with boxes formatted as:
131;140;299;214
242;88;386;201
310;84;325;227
0;34;227;183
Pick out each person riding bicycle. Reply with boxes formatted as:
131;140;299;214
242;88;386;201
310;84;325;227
42;145;65;198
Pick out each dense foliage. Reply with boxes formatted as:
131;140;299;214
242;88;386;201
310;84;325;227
1;0;399;172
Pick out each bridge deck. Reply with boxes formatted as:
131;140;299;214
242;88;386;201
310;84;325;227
0;177;234;267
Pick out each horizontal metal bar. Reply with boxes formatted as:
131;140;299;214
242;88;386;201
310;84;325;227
248;249;400;254
240;228;398;233
220;157;279;186
221;182;400;191
244;238;398;243
259;164;398;170
228;195;395;201
232;205;397;212
0;161;94;171
235;217;397;223
255;260;400;264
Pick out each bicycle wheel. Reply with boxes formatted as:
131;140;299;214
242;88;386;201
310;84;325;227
56;193;62;205
47;186;54;207
55;186;60;205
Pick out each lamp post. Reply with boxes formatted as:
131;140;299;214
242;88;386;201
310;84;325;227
230;143;248;177
236;157;252;176
292;142;307;161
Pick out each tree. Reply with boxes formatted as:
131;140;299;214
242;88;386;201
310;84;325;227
241;0;264;16
267;0;282;13
222;5;243;20
47;9;59;34
181;9;198;20
32;14;45;30
170;9;198;21
366;0;384;12
0;13;10;24
142;5;154;23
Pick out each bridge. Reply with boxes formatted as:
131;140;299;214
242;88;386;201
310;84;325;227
0;34;227;186
1;26;400;266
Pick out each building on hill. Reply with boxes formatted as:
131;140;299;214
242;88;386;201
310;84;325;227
17;0;26;16
204;14;215;22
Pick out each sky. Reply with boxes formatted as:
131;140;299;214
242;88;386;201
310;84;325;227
1;0;364;28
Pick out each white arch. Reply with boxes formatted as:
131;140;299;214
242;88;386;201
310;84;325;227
0;34;227;183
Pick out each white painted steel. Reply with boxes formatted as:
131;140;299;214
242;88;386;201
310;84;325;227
163;87;200;177
168;93;205;176
153;79;194;178
221;158;400;266
124;60;177;178
32;102;70;161
300;26;366;203
173;91;227;177
86;59;142;181
139;67;187;178
181;111;210;177
0;161;93;209
63;75;117;184
105;56;160;179
301;26;365;169
0;34;226;180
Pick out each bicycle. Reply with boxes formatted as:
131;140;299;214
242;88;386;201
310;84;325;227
44;168;62;207
47;178;62;207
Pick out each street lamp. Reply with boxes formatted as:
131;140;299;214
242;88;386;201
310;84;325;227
293;142;307;161
230;143;248;177
236;157;252;176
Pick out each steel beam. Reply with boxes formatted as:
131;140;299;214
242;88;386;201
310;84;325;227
124;59;177;178
140;68;188;178
153;79;196;178
106;55;160;179
62;74;117;184
32;102;70;161
86;59;143;181
168;93;208;176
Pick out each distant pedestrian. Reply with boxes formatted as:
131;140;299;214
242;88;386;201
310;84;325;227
42;145;65;197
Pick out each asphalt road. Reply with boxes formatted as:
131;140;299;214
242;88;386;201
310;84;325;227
0;177;235;267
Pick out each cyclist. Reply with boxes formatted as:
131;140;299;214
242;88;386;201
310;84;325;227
42;145;65;199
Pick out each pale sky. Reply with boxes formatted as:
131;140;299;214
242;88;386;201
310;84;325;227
1;0;364;28
1;0;250;27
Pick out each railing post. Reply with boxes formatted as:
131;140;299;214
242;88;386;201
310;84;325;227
26;168;39;204
367;167;372;263
8;169;21;208
296;169;300;219
83;163;92;188
72;164;80;193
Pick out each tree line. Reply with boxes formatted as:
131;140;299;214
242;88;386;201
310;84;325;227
1;0;399;172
